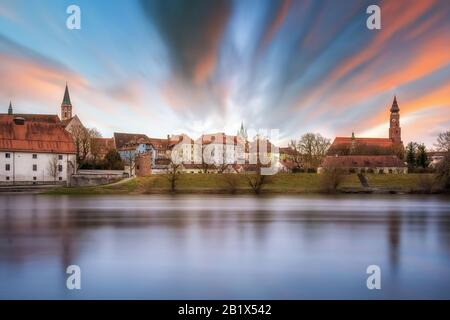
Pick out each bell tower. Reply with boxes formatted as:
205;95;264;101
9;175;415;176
389;96;402;145
61;83;72;121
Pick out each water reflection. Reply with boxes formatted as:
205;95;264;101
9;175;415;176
0;194;449;299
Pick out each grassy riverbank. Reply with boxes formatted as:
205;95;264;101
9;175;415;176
45;173;444;195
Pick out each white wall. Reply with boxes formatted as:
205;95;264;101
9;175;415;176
0;151;76;184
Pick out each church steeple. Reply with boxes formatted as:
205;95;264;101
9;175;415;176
389;96;402;145
390;95;399;113
237;121;248;140
8;101;13;115
61;83;72;121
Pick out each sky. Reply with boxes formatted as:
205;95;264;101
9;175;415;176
0;0;449;147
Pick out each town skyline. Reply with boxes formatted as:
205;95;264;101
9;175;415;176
0;0;449;147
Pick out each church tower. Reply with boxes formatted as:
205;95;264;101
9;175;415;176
61;83;72;121
8;101;13;115
237;121;248;140
389;96;402;145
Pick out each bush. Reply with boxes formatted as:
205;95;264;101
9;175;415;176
436;152;450;190
222;174;240;194
320;167;345;193
416;175;437;193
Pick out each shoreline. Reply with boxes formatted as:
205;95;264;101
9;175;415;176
0;173;446;196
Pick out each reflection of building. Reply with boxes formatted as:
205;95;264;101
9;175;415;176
321;97;406;174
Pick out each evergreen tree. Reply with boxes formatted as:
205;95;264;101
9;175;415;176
104;149;124;170
416;143;429;168
406;142;417;169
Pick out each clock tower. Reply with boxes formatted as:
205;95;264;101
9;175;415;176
389;96;402;145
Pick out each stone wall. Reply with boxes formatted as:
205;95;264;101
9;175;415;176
70;170;126;187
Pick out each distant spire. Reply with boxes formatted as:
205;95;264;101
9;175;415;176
8;101;13;115
390;95;399;113
62;83;72;105
351;131;355;139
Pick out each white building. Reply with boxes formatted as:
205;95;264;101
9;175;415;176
0;115;77;185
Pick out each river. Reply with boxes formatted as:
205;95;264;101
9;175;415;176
0;194;449;299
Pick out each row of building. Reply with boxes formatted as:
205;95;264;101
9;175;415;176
2;84;435;185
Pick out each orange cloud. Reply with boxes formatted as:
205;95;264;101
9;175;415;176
0;54;84;107
294;0;437;115
331;32;450;111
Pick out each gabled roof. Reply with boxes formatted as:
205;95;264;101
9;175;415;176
321;155;406;168
331;137;394;148
0;115;76;153
91;137;115;155
113;132;150;149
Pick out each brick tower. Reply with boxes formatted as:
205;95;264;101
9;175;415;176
389;96;402;145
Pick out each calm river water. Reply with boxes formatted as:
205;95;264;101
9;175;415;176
0;194;449;299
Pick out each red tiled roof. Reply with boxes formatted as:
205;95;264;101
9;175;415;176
332;137;394;148
113;132;150;149
321;155;406;168
0;113;61;124
91;137;115;156
0;115;76;153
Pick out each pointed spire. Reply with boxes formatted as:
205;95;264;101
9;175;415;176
351;131;355;139
390;95;399;113
62;83;72;105
8;101;13;115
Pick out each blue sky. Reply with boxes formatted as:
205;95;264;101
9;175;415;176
0;0;449;146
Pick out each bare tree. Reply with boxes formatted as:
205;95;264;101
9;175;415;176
435;131;450;152
68;125;102;166
288;140;304;170
320;166;345;193
47;155;59;184
222;171;240;194
436;151;450;190
165;160;182;192
122;148;137;177
242;162;271;195
290;133;331;170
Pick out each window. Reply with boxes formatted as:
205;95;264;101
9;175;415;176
32;154;37;159
58;165;63;172
32;164;37;171
33;177;37;181
6;176;9;181
5;164;10;171
59;177;62;181
58;155;63;160
5;153;10;158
